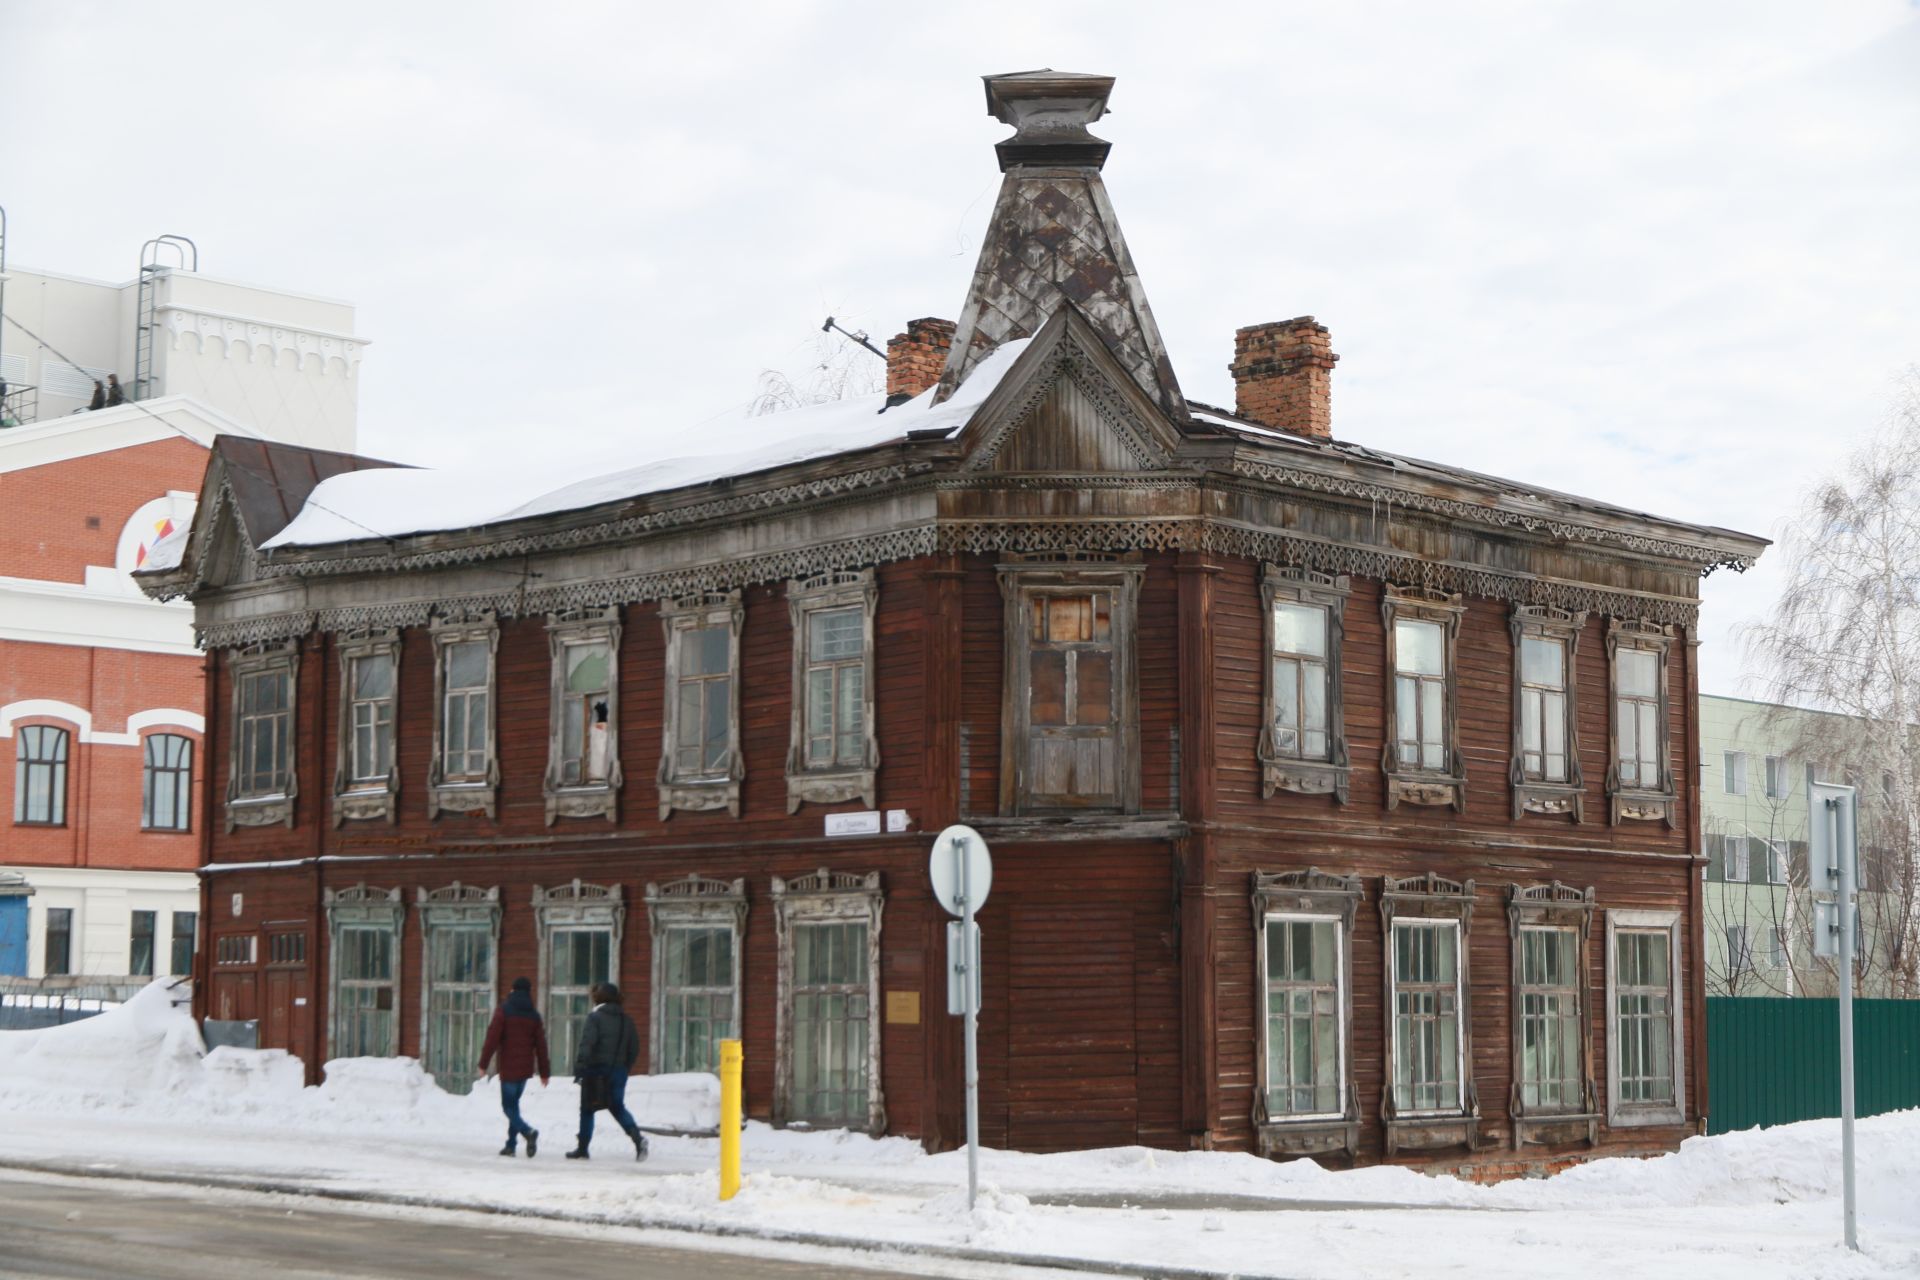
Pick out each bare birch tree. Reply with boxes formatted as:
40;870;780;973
748;324;885;416
1742;369;1920;998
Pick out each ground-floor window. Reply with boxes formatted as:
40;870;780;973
417;883;500;1098
1606;909;1685;1126
771;869;883;1133
1263;916;1344;1118
324;884;404;1061
1516;926;1582;1109
534;880;625;1076
44;907;72;975
129;910;156;977
645;876;745;1077
170;911;197;976
1390;919;1463;1113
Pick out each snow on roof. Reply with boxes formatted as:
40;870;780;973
264;340;1032;551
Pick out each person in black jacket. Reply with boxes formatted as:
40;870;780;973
565;982;647;1161
105;374;124;406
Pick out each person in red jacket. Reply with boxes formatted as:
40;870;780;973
478;976;551;1157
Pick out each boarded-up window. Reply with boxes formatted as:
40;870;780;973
1000;562;1142;816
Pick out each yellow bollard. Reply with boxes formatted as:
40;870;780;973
718;1038;742;1201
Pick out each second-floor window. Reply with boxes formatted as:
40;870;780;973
660;593;742;818
1393;620;1447;771
1271;602;1330;762
347;653;396;785
1723;751;1748;795
1613;647;1663;790
558;641;612;785
442;642;490;780
14;725;69;825
238;669;292;795
142;733;193;831
1518;638;1568;782
786;571;878;812
998;559;1142;815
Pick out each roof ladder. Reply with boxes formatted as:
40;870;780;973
134;234;197;403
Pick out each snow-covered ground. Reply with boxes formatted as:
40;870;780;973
2;982;1915;1279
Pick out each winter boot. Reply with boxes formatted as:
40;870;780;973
525;1129;539;1159
498;1141;516;1157
630;1128;649;1163
565;1145;589;1160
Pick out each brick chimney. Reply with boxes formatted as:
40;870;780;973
887;317;956;400
1229;317;1339;439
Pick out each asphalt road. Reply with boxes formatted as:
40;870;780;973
0;1173;967;1280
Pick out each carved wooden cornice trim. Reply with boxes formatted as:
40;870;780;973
1228;458;1757;572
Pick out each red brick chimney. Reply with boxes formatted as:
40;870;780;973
886;318;956;400
1229;317;1339;439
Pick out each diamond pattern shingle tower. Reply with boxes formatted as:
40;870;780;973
932;71;1187;421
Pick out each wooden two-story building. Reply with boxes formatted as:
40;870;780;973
140;71;1765;1173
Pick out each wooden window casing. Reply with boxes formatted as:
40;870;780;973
226;641;298;831
544;608;623;825
324;884;403;1061
658;592;744;819
1506;882;1599;1148
333;630;400;826
1380;589;1466;812
416;882;500;1097
771;868;884;1135
1606;620;1677;826
1258;567;1352;802
645;875;746;1076
142;733;194;832
1509;606;1586;821
14;725;70;826
1251;869;1362;1158
1379;873;1480;1156
1605;908;1686;1127
427;615;499;820
785;572;879;813
534;879;624;1077
998;556;1143;816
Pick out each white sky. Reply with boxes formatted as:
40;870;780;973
4;1;1916;695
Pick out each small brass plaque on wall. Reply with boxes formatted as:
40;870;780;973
885;990;921;1025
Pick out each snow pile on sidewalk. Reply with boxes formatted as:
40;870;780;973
0;979;718;1134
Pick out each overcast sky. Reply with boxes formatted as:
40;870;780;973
4;1;1916;695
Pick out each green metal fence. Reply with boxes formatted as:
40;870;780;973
1705;996;1920;1135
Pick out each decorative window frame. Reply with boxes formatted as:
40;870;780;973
1379;588;1467;812
657;592;744;820
1604;907;1686;1128
644;874;748;1075
333;629;401;827
414;881;502;1088
321;883;403;1061
1258;567;1351;803
1508;606;1586;822
427;612;500;821
226;638;300;832
996;553;1145;817
1506;882;1599;1149
544;606;623;825
1604;620;1677;827
534;879;625;1072
770;868;886;1135
1250;868;1363;1158
1379;872;1480;1156
785;571;880;813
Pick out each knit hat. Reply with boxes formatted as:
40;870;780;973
511;976;531;993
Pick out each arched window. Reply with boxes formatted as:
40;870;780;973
143;733;194;831
14;725;70;825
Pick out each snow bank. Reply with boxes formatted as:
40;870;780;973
0;980;719;1134
263;339;1032;550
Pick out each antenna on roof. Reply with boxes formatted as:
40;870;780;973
821;316;885;361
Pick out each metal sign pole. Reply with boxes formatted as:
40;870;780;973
1832;796;1858;1252
959;834;980;1212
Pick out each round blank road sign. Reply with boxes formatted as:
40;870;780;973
929;824;992;917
